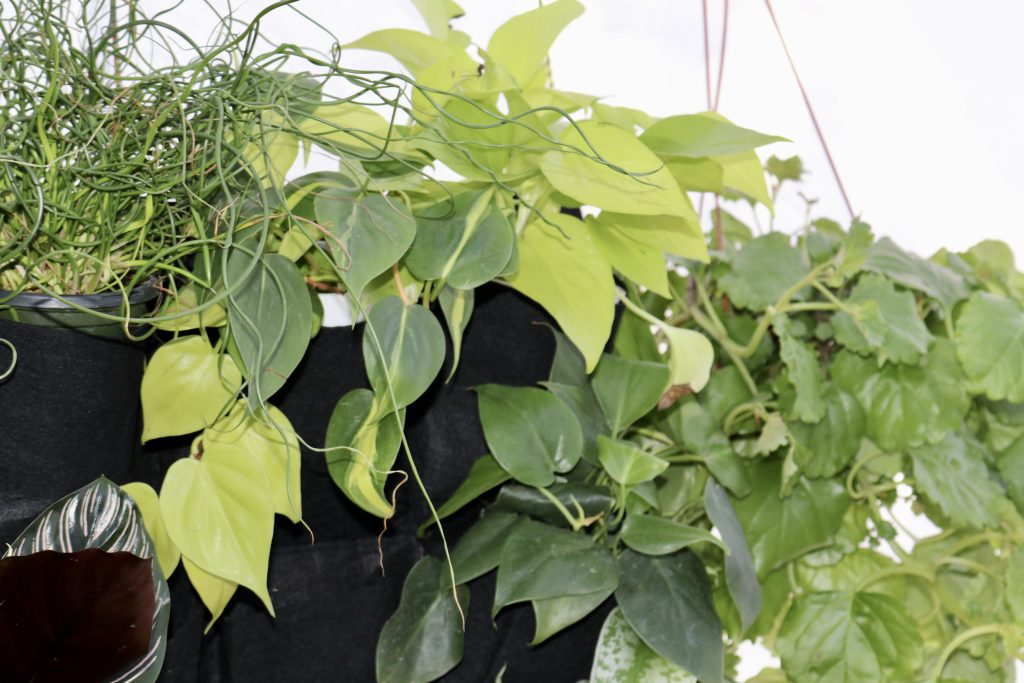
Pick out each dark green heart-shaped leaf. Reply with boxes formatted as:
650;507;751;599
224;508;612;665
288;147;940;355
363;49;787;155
705;479;761;632
620;515;725;555
364;297;446;414
421;454;510;535
592;354;670;436
450;511;523;585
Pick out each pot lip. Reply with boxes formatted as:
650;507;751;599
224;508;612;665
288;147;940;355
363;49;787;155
0;279;159;310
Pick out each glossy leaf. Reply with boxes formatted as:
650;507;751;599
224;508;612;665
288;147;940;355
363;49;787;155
598;436;669;485
591;354;670;435
590;608;697;683
705;479;761;632
324;388;406;518
544;381;607;465
487;0;583;87
540;120;697;219
832;273;932;365
226;252;312;409
531;586;613;645
955;291;1024;402
831;341;970;452
777;591;923;683
477;384;583;486
204;401;302;522
0;550;155;683
407;191;514;289
182;557;237;633
910;432;1009;529
450;511;522;584
620;514;725;555
493;483;613;528
376;556;469;683
5;478;170;683
505;213;615;371
314;189;416;299
641;113;786;158
160;443;275;615
438;285;474;382
140;336;242;442
122;482;180;578
731;458;849;576
493;521;618;614
616;550;723;683
719;233;809;312
363;296;446;414
789;385;866;478
548;326;589;386
426;454;510;532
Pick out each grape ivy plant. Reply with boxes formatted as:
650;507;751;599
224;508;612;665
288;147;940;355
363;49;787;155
392;162;1024;682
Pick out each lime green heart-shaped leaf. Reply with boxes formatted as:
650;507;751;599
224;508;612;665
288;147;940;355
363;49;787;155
121;482;180;579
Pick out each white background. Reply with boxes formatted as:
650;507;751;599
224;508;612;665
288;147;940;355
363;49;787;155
169;1;1022;679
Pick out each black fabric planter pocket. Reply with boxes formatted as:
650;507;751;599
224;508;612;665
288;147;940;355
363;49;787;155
0;319;144;541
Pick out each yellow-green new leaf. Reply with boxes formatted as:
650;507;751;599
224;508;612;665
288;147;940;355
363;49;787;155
141;336;242;442
182;557;238;633
505;214;615;372
540;120;696;218
152;283;226;332
343;29;476;77
121;482;180;579
301;102;399;155
661;324;714;393
487;0;584;88
204;401;303;523
410;0;464;40
598;212;707;263
716;150;773;211
160;443;276;615
586;215;670;297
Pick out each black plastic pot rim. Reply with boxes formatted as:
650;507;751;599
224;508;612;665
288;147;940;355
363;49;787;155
0;279;159;310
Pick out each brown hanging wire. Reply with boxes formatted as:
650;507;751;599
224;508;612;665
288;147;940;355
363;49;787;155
763;0;856;221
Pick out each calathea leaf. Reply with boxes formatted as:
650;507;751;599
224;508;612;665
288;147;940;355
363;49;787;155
313;188;417;299
493;520;618;614
476;384;583;486
225;251;312;409
160;443;276;617
406;190;514;289
324;388;405;519
591;354;670;435
363;296;446;415
955;291;1024;402
376;556;469;683
204;400;302;522
831;341;970;452
0;550;155;683
705;479;762;632
777;591;923;683
140;335;242;442
832;273;932;365
438;285;473;382
616;549;723;683
718;233;809;312
590;608;697;683
731;458;849;576
6;477;170;683
910;432;1009;529
505;213;615;372
619;514;725;555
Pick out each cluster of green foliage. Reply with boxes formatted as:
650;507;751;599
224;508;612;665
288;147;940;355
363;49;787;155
391;159;1024;681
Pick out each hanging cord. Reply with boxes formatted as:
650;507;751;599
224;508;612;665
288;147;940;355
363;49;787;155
701;0;731;250
763;0;856;220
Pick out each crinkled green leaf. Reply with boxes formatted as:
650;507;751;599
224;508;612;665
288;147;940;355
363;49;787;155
590;608;697;683
159;443;275;615
376;556;469;683
141;336;242;442
539;120;697;219
226;252;312;409
910;432;1009;529
777;591;923;683
705;479;761;632
864;237;969;313
506;214;615;371
719;233;809;312
493;521;618;614
831;341;970;452
477;384;583;486
998;435;1024;513
955;291;1024;402
832;273;932;364
777;326;826;424
731;458;849;576
616;550;723;683
592;354;670;436
790;385;866;478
